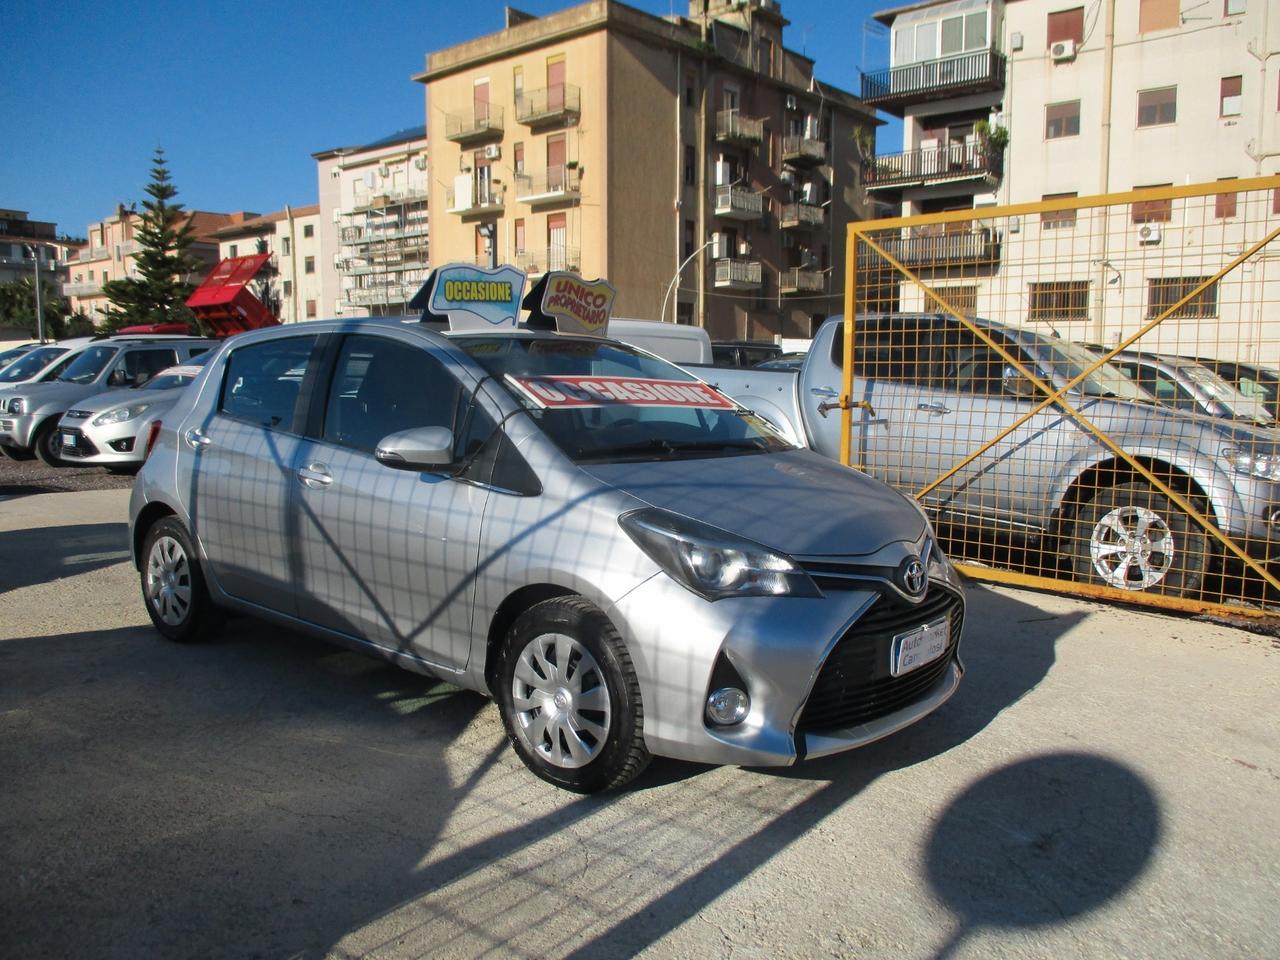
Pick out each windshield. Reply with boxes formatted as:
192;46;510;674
1185;365;1275;423
1025;339;1151;401
57;345;119;385
457;335;793;463
0;345;68;383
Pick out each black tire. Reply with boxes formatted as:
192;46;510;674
32;419;64;467
0;443;34;461
496;596;650;793
140;516;222;642
1068;481;1209;598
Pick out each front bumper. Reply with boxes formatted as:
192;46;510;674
56;417;144;465
610;562;965;768
0;413;35;449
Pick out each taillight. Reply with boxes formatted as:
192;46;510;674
143;420;162;461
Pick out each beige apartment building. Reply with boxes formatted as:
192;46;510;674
862;0;1280;352
211;205;322;324
414;0;878;340
63;205;249;325
313;127;429;317
0;210;73;287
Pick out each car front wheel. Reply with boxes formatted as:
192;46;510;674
1069;481;1209;597
32;420;64;467
141;517;221;642
497;596;650;793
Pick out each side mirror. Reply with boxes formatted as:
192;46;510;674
1002;366;1036;399
375;425;457;472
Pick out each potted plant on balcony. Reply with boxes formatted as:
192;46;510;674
974;120;1009;176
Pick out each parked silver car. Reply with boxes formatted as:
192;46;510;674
1108;351;1276;427
56;354;212;471
129;316;964;792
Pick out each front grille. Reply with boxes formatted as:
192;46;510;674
58;428;98;458
796;583;963;739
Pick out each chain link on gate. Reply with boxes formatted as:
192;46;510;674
842;176;1280;619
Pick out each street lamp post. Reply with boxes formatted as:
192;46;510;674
660;238;715;326
23;244;45;344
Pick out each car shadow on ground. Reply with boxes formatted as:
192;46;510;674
0;521;130;594
0;583;1161;959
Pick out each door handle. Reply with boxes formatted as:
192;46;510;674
183;428;211;450
297;462;333;488
918;402;952;415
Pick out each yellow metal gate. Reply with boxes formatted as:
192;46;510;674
843;177;1280;618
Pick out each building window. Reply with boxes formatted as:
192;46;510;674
1148;277;1217;318
1220;76;1243;117
281;236;291;256
756;36;773;76
304;256;315;274
1139;0;1179;33
1041;192;1079;229
1215;178;1238;218
1224;0;1245;14
1132;184;1173;223
305;299;317;318
1029;281;1089;321
513;65;524;105
514;218;525;254
1045;101;1081;139
514;141;525;174
685;70;695;107
684;219;695;259
1137;87;1176;127
229;244;238;257
1273;187;1280;215
282;280;292;296
303;223;314;238
684;145;695;186
1046;7;1084;46
940;12;987;54
936;286;978;316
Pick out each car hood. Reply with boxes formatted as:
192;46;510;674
580;447;927;558
70;386;183;414
8;380;98;409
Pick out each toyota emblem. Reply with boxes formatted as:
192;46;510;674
899;556;927;596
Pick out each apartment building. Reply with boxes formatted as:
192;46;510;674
313;127;429;317
63;205;251;325
211;205;322;324
861;0;1280;347
414;0;877;340
0;210;73;287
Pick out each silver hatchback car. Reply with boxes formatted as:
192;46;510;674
129;315;964;791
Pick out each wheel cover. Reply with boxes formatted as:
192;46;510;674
1089;504;1175;590
510;632;612;769
145;535;193;626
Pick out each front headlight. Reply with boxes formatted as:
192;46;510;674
92;402;151;427
7;397;25;415
619;507;819;601
1221;444;1280;482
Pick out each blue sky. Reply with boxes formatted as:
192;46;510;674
3;0;894;239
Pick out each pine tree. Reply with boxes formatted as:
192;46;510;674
101;148;204;332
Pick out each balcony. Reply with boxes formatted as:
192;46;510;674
340;225;430;247
515;166;582;205
713;258;763;290
782;136;826;168
62;280;102;296
513;246;581;276
863;140;1003;191
444;105;504;144
716;109;764;146
715;184;763;221
340;281;421;307
347;188;428;214
516;84;581;127
779;202;825;230
857;227;1002;270
446;183;506;216
860;50;1007;114
779;267;825;295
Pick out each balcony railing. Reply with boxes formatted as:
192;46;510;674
715;184;763;221
516;84;581;126
863;140;1003;190
63;281;102;296
782;136;826;167
340;225;430;246
716;109;764;145
779;202;825;230
779;267;825;295
340;282;422;307
446;183;506;215
857;227;1002;270
713;258;763;289
860;50;1007;111
347;188;428;214
444;104;504;143
515;166;582;205
513;246;581;275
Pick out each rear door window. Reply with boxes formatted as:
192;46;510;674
108;348;178;387
219;336;318;430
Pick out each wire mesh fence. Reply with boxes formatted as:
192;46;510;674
844;176;1280;617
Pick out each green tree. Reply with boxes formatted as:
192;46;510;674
101;147;204;333
0;275;80;339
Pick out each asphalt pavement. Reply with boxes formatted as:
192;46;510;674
0;488;1277;960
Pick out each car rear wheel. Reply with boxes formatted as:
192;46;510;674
497;596;650;793
32;419;64;467
141;517;221;642
1069;481;1209;597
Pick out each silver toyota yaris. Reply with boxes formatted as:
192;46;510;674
129;314;964;792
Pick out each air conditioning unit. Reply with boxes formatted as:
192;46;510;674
1136;222;1163;244
414;157;427;171
378;165;391;177
1050;39;1076;62
483;144;501;160
785;94;797;111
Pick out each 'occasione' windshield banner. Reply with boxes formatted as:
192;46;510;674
507;375;735;410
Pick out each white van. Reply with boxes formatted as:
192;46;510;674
609;318;713;366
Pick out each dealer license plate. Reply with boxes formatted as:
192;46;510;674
890;616;949;678
61;432;77;448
